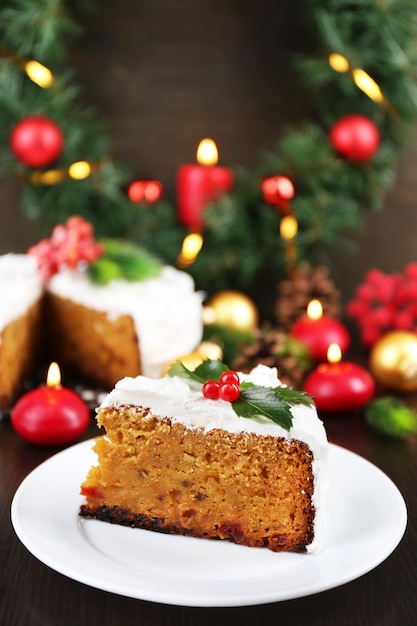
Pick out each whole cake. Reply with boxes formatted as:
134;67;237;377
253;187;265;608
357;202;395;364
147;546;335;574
0;254;43;408
0;216;203;407
45;263;203;385
80;362;328;553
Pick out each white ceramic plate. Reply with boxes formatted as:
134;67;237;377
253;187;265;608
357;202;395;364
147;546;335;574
11;439;407;607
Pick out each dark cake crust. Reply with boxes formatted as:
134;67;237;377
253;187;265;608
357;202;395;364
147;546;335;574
79;503;313;552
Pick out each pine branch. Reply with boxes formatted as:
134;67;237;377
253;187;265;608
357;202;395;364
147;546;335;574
0;0;416;297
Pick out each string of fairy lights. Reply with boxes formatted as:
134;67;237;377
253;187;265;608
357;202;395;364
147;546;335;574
1;44;391;271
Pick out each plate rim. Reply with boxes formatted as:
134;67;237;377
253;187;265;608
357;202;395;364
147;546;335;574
11;439;407;607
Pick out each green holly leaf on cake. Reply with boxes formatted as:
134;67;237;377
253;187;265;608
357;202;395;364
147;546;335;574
168;358;314;431
87;239;163;285
233;384;294;430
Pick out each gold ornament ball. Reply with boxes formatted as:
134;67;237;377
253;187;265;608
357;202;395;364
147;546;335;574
203;290;259;331
162;350;207;375
370;330;417;391
197;341;223;361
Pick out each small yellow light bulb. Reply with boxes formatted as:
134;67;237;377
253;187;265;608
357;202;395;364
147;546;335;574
177;233;204;266
24;60;53;88
352;68;383;103
280;215;298;240
328;53;350;73
68;161;92;180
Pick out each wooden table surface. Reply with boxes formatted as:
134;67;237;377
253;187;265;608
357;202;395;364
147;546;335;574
1;403;416;626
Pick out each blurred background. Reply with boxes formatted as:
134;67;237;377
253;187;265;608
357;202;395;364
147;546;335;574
1;0;417;303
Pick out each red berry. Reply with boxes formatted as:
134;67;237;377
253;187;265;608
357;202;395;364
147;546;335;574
202;380;220;399
394;310;413;330
219;383;240;402
219;370;240;386
356;284;375;302
50;224;68;247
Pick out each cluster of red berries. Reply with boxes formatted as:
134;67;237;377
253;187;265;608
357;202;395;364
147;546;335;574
202;370;241;402
29;216;104;280
347;263;417;346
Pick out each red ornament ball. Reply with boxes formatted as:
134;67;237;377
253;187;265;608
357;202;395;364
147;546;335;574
330;114;380;162
10;115;64;168
261;175;295;205
127;179;163;203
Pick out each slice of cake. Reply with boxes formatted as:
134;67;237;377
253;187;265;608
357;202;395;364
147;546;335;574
80;362;328;553
0;254;43;408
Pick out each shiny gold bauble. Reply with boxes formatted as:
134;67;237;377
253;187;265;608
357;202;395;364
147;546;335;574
162;350;207;375
203;290;259;331
197;341;223;361
162;342;224;376
370;330;417;391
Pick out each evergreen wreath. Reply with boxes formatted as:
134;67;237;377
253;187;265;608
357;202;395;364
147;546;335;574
1;0;417;297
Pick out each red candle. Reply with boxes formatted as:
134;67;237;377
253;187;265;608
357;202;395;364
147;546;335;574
11;362;90;446
177;139;233;230
303;344;375;412
290;299;350;362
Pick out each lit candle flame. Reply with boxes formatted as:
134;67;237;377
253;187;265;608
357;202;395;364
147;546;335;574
46;362;61;388
196;139;218;166
307;299;323;320
177;232;204;267
327;343;342;364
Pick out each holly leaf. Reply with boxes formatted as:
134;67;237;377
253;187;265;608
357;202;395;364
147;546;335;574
193;359;229;381
167;359;228;384
233;384;293;430
167;361;205;383
167;358;314;430
272;385;315;408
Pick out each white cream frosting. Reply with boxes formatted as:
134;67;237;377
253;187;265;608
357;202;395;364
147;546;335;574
100;364;329;552
47;265;204;378
0;254;43;333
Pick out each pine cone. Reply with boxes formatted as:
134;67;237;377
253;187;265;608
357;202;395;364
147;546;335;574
275;263;341;329
231;324;311;388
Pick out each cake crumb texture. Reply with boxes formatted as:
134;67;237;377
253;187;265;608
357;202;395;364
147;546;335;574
80;406;315;552
0;301;42;408
44;293;141;388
